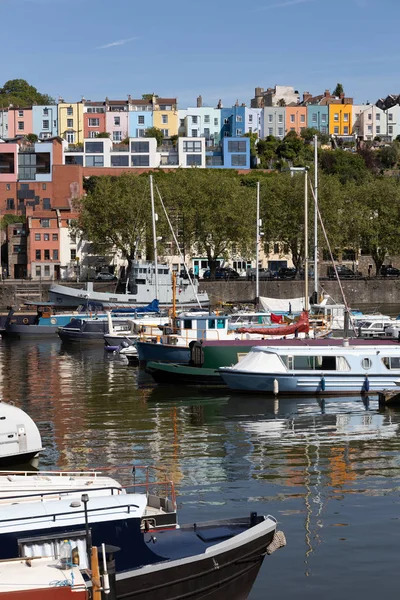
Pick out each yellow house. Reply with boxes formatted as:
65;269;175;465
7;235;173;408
58;101;84;144
152;97;178;138
329;104;353;136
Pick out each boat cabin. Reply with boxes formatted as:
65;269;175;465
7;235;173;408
170;312;230;342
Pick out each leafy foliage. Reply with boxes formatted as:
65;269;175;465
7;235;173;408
332;83;344;97
145;127;164;146
0;79;55;107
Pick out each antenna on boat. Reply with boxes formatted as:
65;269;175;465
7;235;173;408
255;181;260;308
313;135;319;296
149;175;159;302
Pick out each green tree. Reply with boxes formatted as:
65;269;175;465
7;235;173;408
145;127;164;146
96;132;111;138
300;127;320;143
0;79;55;107
319;149;369;183
25;133;38;143
72;174;151;273
0;214;26;229
157;170;255;277
332;83;344;97
379;143;399;169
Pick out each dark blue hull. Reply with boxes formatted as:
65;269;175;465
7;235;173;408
136;341;190;364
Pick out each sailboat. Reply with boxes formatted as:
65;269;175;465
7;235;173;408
49;176;209;309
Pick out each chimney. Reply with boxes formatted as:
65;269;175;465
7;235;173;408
127;94;132;101
303;91;312;103
197;95;203;108
324;89;330;98
235;99;239;107
340;92;345;100
217;99;222;109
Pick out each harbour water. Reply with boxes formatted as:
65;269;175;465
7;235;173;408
1;336;400;599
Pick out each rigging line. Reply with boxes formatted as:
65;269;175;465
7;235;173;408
308;179;350;312
154;184;202;309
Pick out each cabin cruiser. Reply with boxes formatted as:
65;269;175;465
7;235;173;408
0;403;42;466
219;343;400;395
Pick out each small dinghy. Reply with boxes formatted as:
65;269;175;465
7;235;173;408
0;403;42;466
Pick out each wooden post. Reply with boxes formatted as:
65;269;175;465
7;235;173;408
91;546;102;600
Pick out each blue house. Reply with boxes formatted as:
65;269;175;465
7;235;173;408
32;106;58;139
128;110;153;138
221;105;246;139
307;106;329;135
206;137;250;169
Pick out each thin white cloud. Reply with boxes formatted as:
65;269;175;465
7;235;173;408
97;37;138;50
254;0;314;10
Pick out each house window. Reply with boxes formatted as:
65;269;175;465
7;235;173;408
300;114;305;123
191;129;198;137
231;154;247;167
66;132;75;143
249;114;253;122
334;126;339;134
6;198;14;209
138;115;145;125
192;116;198;124
367;125;372;132
35;266;41;277
368;113;372;120
344;126;349;134
312;113;317;123
52;234;58;241
131;155;150;167
67;119;73;128
183;141;202;152
268;127;273;135
86;155;104;167
321;114;327;122
44;265;50;276
41;219;50;227
214;118;218;126
53;249;59;260
278;127;284;136
6;184;10;190
236;115;243;122
85;142;103;153
321;126;327;134
113;131;122;141
224;118;229;124
376;126;380;134
274;243;280;254
43;198;51;209
290;114;295;123
278;115;283;123
389;113;393;121
268;114;273;123
162;115;168;124
42;120;49;129
161;129;169;136
389;125;393;134
44;249;50;260
42;183;46;190
35;233;41;241
71;249;76;260
236;128;242;135
114;116;120;125
204;128;210;138
186;154;202;166
88;118;100;127
36;249;41;260
111;155;129;166
67;107;73;116
376;114;380;121
89;131;97;138
204;115;210;123
18;110;23;117
228;141;247;153
334;113;339;121
44;233;50;241
343;114;349;122
43;108;48;116
131;141;149;153
18;121;24;130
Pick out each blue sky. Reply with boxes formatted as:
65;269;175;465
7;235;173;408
2;0;399;108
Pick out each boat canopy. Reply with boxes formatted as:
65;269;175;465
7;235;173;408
260;296;305;313
229;348;287;373
111;299;160;314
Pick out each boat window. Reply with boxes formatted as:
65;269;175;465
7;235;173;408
19;531;89;569
208;319;216;329
337;356;351;371
362;357;372;370
217;319;225;329
294;355;314;369
184;320;192;330
382;356;400;369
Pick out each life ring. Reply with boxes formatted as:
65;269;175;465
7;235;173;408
22;318;29;325
50;318;57;325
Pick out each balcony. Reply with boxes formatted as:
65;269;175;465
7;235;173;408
65;145;84;153
160;157;179;166
111;144;129;152
19;144;35;153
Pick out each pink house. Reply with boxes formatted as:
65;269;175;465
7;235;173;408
0;143;18;183
8;107;33;138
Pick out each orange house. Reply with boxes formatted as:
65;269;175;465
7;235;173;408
83;102;107;139
285;106;307;135
27;211;61;279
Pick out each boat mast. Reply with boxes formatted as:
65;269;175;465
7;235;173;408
304;169;309;312
313;135;319;296
150;174;159;301
256;181;260;307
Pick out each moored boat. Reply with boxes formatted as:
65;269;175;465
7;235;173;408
0;404;42;467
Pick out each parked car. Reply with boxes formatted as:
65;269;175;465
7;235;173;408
203;267;240;280
327;265;358;279
246;268;274;281
277;267;297;280
96;272;117;281
380;265;400;277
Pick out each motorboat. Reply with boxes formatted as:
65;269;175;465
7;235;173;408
49;261;209;309
0;468;284;600
355;318;395;338
0;403;42;466
219;343;400;395
103;311;169;347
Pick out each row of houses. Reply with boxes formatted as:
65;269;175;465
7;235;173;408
1;87;399;146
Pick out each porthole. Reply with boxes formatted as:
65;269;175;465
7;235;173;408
362;357;372;370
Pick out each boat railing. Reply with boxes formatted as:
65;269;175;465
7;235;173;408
0;470;108;478
128;465;176;510
0;485;123;504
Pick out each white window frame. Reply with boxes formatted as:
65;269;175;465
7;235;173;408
88;118;100;127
